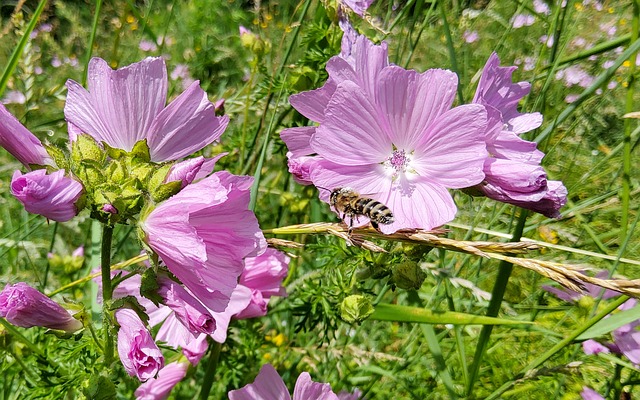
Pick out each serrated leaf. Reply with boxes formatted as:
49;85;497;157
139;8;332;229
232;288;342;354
576;304;640;341
370;303;533;326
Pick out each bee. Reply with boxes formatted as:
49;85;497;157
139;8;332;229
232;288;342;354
329;187;394;231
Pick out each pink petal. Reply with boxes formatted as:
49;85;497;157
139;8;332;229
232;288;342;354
379;177;457;233
375;67;458;150
280;126;315;157
228;363;291;400
134;362;188;400
148;80;228;162
580;387;605;400
0;104;53;168
210;285;252;343
353;35;389;98
312;81;392;165
508;112;543;134
490;130;544;164
413;104;487;188
292;373;339;400
289;80;337;123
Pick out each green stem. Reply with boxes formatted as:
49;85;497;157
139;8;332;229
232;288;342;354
621;1;639;243
42;222;58;289
439;3;464;104
198;341;222;400
465;210;528;396
0;0;47;97
0;318;65;374
101;224;114;367
82;0;103;86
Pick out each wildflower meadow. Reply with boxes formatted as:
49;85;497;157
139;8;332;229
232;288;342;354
1;0;639;399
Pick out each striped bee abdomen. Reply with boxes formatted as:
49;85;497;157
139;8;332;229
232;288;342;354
354;198;394;225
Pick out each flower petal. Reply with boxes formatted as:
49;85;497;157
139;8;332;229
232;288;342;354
228;364;291;400
375;67;458;150
290;79;337;123
280;126;315;157
148;80;228;162
312;81;392;165
0;104;53;168
413;104;487;188
292;372;339;400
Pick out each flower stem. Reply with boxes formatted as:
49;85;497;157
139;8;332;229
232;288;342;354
101;224;114;367
465;210;528;396
198;341;221;400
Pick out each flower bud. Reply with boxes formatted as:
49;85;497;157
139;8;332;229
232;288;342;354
0;282;83;333
116;308;164;382
340;294;374;324
391;261;426;290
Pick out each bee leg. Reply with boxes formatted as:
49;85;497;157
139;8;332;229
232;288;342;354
348;215;354;235
370;220;379;231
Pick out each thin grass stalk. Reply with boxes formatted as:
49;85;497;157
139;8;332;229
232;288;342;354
41;222;58;289
464;210;528;396
439;4;464;104
535;37;640;143
0;0;46;97
540;33;631;71
421;324;459;399
485;295;629;400
82;0;103;86
621;1;639;243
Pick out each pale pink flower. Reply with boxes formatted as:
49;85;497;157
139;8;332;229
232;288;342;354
0;104;53;168
582;339;610;355
235;248;289;319
157;276;217;335
564;94;580;103
533;0;551;15
228;363;351;400
135;362;188;400
141;171;266;312
170;64;190;81
116;308;164;381
471;53;567;218
463;30;479;43
164;154;224;188
2;90;26;105
287;153;318;185
581;387;604;400
282;34;487;233
0;282;82;333
342;0;376;16
139;40;158;52
65;57;229;162
11;169;83;222
511;14;535;28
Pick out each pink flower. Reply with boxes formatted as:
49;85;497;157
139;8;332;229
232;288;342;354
141;171;266;312
0;104;53;168
511;14;535;28
286;153;318;185
139;40;158;52
228;363;352;400
2;90;26;105
282;34;487;233
134;362;188;400
116;308;164;382
11;169;84;222
342;0;376;16
157;276;217;335
463;30;479;43
0;282;82;333
235;248;289;319
582;339;610;355
533;0;551;15
581;387;605;400
64;57;229;162
471;53;567;218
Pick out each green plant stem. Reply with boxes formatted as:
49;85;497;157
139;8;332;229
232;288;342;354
42;222;58;289
465;210;528;396
439;4;463;104
101;224;114;367
485;295;630;400
621;1;639;243
198;341;222;400
0;0;47;97
82;0;103;86
0;318;65;374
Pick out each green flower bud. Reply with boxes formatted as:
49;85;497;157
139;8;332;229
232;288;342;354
44;143;68;170
71;134;105;165
340;294;374;324
82;373;117;400
391;261;426;290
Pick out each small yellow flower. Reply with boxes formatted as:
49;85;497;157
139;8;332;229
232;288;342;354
623;60;631;67
574;3;583;11
263;353;272;361
126;15;135;24
608;7;615;13
620;19;627;26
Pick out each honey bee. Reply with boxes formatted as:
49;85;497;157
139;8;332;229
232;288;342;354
329;187;394;231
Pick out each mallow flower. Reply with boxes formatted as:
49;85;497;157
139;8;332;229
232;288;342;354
281;32;487;233
11;169;83;222
64;57;228;162
0;282;82;333
470;52;567;218
0;104;53;168
235;248;289;319
140;171;266;313
115;308;164;382
134;362;189;400
228;363;360;400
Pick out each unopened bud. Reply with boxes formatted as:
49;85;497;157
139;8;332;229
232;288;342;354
391;261;426;290
340;295;374;324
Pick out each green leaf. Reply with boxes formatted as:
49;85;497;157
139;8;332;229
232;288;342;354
576;304;640;341
370;303;533;326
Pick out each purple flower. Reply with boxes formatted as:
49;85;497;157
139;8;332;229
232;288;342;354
228;363;354;400
511;14;535;28
2;90;26;105
0;282;83;333
463;30;479;43
0;104;53;168
235;248;289;319
134;362;188;400
342;0;376;16
65;57;229;162
170;64;190;81
582;339;610;355
141;171;266;312
116;308;164;382
287;153;318;185
533;0;551;15
282;34;487;233
139;40;158;52
470;53;567;218
163;155;223;188
11;169;84;222
581;387;604;400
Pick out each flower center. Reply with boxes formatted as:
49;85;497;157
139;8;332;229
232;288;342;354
383;148;414;181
